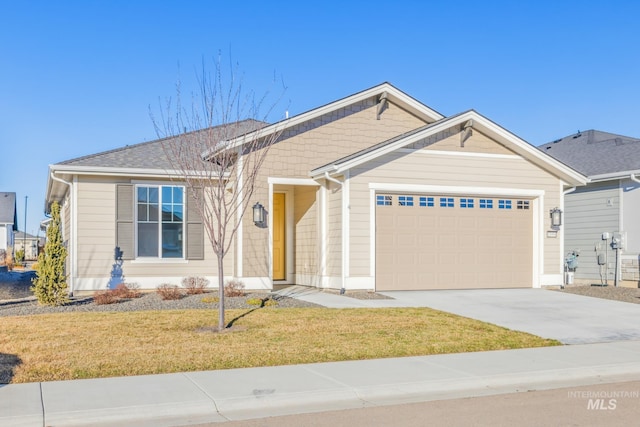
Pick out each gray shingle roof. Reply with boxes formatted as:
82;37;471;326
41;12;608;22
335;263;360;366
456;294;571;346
0;192;17;229
539;130;640;177
57;119;266;169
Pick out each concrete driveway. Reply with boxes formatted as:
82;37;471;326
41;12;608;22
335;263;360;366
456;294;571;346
380;289;640;344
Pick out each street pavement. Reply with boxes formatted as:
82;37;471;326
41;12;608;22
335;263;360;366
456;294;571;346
3;287;640;426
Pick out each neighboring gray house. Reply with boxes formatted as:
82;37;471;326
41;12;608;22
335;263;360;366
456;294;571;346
0;192;18;255
540;130;640;286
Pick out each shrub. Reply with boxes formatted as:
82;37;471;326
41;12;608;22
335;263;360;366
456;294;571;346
182;276;209;295
32;202;69;306
224;279;245;297
156;284;183;300
14;249;25;263
93;290;120;305
3;247;14;271
246;297;263;306
264;298;279;307
113;283;142;299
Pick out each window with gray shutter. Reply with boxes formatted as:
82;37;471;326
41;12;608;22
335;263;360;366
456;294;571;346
186;187;204;260
115;184;134;260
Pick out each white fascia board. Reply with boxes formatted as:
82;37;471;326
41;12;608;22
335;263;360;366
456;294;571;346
50;164;229;180
224;83;444;152
589;169;640;182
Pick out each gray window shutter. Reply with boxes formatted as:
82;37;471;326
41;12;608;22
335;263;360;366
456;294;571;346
116;184;134;260
186;187;204;260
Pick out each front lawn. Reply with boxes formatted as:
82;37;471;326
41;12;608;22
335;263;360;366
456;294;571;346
0;307;559;384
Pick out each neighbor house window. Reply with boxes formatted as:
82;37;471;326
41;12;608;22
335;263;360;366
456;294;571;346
440;197;454;208
419;196;434;207
137;185;184;258
376;195;392;206
498;199;512;210
479;199;493;209
398;196;414;206
460;198;474;208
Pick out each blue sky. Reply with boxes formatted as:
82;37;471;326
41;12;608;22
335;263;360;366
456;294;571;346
1;0;639;235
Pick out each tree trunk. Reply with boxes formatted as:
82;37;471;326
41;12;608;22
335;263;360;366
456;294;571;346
217;251;225;331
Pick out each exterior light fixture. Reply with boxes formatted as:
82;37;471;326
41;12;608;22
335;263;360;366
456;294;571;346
253;202;265;226
550;207;563;228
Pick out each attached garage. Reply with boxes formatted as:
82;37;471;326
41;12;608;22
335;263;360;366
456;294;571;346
375;193;533;290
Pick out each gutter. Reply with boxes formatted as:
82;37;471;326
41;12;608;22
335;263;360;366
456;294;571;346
630;173;640;185
324;172;347;294
50;172;75;297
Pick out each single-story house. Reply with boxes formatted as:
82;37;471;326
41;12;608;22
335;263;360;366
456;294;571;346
0;192;18;255
45;83;587;294
539;130;640;286
13;231;41;261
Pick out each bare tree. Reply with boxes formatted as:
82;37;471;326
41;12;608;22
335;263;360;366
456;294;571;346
152;57;285;331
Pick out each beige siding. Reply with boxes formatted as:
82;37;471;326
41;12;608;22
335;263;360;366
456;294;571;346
294;186;318;276
243;99;428;278
349;129;563;279
74;177;228;287
565;182;620;282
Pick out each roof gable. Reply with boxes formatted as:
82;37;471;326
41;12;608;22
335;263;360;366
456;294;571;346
539;130;640;178
311;110;587;187
216;82;445;154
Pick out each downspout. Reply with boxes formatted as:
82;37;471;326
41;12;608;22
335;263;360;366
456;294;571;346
324;172;346;294
630;174;640;185
50;172;74;296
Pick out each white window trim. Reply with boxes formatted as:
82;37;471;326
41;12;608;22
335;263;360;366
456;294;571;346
134;183;186;261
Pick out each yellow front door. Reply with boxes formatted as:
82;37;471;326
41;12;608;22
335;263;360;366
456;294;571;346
272;193;286;280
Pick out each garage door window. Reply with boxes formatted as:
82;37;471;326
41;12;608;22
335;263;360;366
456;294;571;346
440;197;455;208
517;200;530;210
398;196;414;206
479;199;493;209
419;196;434;207
498;199;512;209
376;195;392;206
460;198;474;208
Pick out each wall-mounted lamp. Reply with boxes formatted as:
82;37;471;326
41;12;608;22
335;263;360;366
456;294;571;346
253;202;265;226
550;207;563;228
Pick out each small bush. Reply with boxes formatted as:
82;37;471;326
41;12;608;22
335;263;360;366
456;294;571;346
113;283;142;299
224;279;245;297
93;290;120;305
4;247;14;271
246;297;263;306
201;296;219;304
157;284;183;300
15;249;25;263
182;276;209;295
264;298;279;307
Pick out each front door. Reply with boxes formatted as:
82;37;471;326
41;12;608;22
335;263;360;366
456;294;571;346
272;193;286;280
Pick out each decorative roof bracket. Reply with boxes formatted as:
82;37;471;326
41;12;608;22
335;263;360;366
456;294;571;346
376;92;388;120
461;119;473;147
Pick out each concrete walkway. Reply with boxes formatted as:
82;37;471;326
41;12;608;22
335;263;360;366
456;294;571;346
3;341;640;426
275;287;640;344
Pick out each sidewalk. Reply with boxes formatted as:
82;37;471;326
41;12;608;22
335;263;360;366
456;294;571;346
3;341;640;426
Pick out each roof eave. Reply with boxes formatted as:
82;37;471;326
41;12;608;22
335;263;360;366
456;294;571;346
588;169;640;182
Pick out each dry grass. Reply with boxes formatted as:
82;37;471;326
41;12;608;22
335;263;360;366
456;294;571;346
0;308;559;384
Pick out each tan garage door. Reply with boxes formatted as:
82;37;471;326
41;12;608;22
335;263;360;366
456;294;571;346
376;194;533;290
